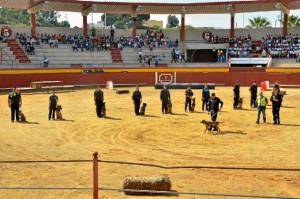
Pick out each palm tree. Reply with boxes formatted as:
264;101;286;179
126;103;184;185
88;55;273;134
279;14;300;27
245;16;272;28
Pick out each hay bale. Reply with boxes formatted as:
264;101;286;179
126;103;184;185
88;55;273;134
123;176;171;195
116;89;130;94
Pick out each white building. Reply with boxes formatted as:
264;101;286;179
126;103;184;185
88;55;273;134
88;21;115;30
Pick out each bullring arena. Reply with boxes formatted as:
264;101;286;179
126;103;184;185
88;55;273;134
1;0;300;198
0;78;300;199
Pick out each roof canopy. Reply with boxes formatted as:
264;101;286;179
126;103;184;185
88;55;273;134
1;0;299;15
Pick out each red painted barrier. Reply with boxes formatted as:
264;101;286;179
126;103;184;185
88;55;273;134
0;69;300;88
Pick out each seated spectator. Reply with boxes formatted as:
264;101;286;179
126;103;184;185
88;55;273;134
42;56;49;68
72;42;78;52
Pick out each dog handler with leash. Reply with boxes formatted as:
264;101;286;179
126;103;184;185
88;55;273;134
160;85;171;114
8;87;22;123
94;85;104;118
132;86;142;116
207;93;223;130
185;85;193;112
49;90;58;120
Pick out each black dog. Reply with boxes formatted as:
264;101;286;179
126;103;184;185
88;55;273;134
139;103;147;115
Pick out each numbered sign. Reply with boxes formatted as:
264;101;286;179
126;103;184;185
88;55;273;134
1;26;12;37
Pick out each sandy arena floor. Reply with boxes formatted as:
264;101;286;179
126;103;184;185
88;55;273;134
0;86;299;199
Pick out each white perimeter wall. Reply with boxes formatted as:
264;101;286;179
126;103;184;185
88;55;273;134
2;24;300;41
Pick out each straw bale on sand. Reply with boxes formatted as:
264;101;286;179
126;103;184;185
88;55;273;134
123;176;171;195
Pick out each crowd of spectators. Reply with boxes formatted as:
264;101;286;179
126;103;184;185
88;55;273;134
261;34;300;59
137;49;166;67
15;29;178;55
226;34;300;60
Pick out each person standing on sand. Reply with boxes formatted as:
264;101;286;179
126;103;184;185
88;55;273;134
249;80;258;108
160;85;171;114
94;85;104;118
132;86;142;116
49;90;58;120
8;87;22;123
233;80;240;110
256;91;268;124
270;88;282;124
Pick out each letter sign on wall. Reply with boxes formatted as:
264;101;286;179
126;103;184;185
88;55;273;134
202;30;213;42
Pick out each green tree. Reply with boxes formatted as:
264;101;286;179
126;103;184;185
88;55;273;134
166;15;179;28
100;14;150;29
0;8;68;27
245;16;272;28
279;14;300;27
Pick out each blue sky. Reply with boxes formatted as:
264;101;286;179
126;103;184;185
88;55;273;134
59;0;300;28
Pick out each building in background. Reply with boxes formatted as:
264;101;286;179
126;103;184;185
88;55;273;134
88;21;114;29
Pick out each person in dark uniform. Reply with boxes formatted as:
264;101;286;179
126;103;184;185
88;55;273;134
202;83;210;111
207;93;223;130
249;80;258;108
132;86;142;115
270;88;282;124
233;80;240;109
8;87;22;123
185;86;193;112
160;85;171;114
49;90;58;120
94;86;104;118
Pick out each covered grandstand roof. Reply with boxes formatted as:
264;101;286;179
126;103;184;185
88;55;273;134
1;0;300;15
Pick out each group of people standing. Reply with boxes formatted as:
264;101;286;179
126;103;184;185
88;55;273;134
236;80;283;125
7;82;283;126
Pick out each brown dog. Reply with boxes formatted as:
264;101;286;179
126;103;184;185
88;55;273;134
166;100;172;114
139;103;147;115
200;120;220;133
18;110;26;122
56;105;63;120
191;98;196;112
238;98;243;109
101;102;106;118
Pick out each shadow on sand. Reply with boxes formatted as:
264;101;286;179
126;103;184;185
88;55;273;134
141;115;161;118
54;118;75;122
104;116;122;120
20;121;39;124
211;130;247;135
170;113;189;116
124;190;178;197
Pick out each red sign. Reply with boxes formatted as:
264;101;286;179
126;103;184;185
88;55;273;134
202;30;213;41
158;74;173;83
1;26;12;37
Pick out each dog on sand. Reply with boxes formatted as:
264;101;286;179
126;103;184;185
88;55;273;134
56;105;63;120
166;100;172;114
101;102;106;118
238;98;243;109
191;98;196;112
18;110;26;122
200;120;220;133
139;103;147;115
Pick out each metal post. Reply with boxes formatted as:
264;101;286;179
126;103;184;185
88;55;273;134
93;152;98;199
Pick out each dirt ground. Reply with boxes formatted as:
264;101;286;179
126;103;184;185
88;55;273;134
0;86;299;199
